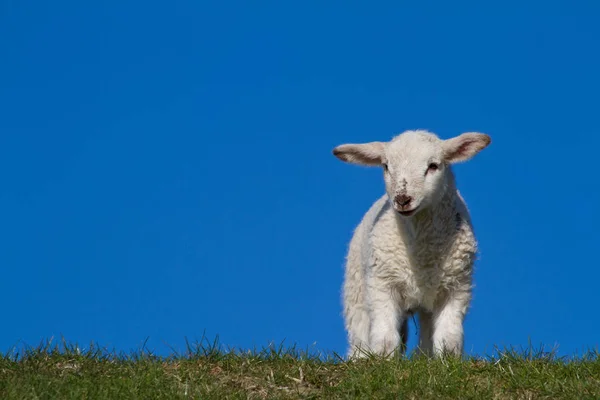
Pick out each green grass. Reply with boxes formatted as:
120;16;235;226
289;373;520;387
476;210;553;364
1;337;600;399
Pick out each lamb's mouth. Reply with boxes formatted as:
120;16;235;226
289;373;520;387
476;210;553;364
397;207;419;217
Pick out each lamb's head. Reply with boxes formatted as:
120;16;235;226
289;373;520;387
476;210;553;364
333;130;491;217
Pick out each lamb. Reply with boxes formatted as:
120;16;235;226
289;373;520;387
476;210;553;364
332;129;491;359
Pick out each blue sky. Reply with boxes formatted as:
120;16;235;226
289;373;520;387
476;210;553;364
1;1;599;358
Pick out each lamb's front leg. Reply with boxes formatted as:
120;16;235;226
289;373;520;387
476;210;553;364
367;280;403;356
432;292;470;357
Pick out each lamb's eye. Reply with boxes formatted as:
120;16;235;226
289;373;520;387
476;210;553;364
427;163;439;173
382;163;389;171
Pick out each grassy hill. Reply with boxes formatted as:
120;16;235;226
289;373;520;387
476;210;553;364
1;338;599;399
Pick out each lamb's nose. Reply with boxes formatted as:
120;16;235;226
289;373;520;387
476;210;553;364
394;194;412;208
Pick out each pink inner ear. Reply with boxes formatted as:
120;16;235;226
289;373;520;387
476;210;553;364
454;140;475;157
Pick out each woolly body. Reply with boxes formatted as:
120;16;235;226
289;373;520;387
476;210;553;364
334;130;490;358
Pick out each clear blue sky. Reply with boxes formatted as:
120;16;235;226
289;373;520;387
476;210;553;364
1;1;599;358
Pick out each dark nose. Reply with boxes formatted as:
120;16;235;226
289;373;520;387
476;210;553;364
394;194;412;208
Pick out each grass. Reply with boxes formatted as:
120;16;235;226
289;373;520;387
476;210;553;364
1;337;600;399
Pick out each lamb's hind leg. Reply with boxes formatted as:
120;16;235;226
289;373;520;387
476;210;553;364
415;310;434;357
345;305;370;359
399;318;409;355
343;251;370;359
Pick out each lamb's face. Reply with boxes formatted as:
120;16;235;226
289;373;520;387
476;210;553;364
333;129;490;218
382;132;446;216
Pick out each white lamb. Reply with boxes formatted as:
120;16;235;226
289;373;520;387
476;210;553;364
332;130;491;359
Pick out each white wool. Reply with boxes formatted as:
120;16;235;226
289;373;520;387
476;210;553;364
333;130;491;358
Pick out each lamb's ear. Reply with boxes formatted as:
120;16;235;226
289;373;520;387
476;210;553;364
442;132;491;163
332;142;386;166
